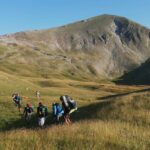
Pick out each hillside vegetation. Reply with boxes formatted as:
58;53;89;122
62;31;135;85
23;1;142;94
0;74;149;150
0;14;150;80
0;14;150;150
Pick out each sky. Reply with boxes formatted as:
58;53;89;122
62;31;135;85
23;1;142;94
0;0;150;35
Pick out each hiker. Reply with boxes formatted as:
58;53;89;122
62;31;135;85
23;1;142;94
35;91;40;100
23;103;34;123
52;103;64;124
37;102;48;127
60;95;77;124
12;93;22;112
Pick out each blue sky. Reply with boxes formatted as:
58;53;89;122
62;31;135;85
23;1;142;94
0;0;150;35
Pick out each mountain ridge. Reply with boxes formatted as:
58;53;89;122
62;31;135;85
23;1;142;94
0;14;150;81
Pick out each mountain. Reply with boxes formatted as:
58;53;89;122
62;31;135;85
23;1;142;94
0;14;150;81
116;59;150;85
0;14;149;150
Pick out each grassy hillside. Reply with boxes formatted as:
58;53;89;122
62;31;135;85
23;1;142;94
0;72;149;150
0;14;150;79
0;14;150;150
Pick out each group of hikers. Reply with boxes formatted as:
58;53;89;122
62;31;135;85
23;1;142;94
12;93;77;127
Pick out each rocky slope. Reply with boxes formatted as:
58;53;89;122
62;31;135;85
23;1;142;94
0;14;150;80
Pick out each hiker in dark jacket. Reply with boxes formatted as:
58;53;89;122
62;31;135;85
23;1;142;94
23;103;34;123
37;102;48;127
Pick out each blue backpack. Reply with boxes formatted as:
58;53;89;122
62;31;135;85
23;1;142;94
52;103;64;116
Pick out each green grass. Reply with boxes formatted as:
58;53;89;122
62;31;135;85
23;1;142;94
0;45;7;55
0;70;149;149
0;14;150;149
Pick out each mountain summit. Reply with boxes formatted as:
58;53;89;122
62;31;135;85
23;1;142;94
0;14;150;81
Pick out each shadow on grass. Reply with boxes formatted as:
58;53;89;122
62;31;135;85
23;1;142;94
72;87;150;123
1;87;150;132
114;59;150;85
0;101;114;132
0;113;55;132
96;87;150;100
72;100;114;122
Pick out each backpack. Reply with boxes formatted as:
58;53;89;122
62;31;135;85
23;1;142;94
14;95;20;101
38;106;48;117
52;103;64;116
68;99;77;109
61;95;77;110
26;106;33;113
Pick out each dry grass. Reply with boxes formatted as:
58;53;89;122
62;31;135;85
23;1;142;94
0;71;149;150
0;14;150;150
0;121;149;150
